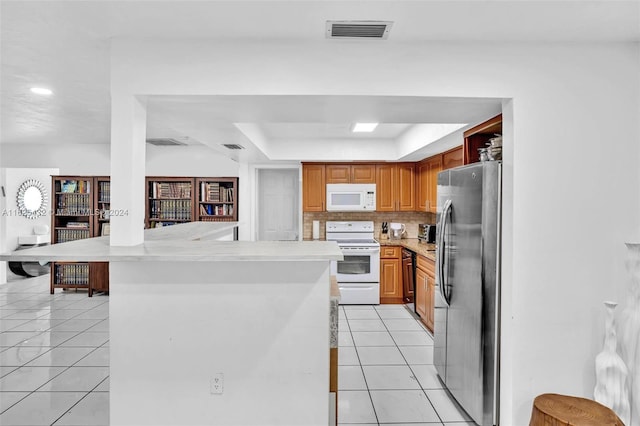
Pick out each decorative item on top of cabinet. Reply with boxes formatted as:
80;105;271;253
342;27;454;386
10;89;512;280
463;114;502;165
415;254;435;332
195;177;238;222
302;163;326;212
380;246;403;304
325;164;376;184
145;177;195;228
375;163;415;212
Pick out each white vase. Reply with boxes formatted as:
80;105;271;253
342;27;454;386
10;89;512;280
619;242;640;426
595;301;630;425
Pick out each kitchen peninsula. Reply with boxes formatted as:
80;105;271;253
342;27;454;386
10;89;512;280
1;222;343;426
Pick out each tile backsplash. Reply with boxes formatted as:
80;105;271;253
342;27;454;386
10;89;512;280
303;211;436;240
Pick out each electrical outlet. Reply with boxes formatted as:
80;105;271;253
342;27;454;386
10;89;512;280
210;373;224;395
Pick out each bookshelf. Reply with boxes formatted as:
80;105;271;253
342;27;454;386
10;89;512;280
196;177;238;222
50;176;109;296
145;177;195;228
94;176;111;237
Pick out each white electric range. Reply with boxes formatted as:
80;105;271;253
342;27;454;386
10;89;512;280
326;221;380;304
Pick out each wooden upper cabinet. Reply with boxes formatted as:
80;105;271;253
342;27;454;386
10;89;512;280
325;165;351;184
326;164;375;184
375;163;414;211
351;164;376;183
426;156;442;214
397;163;415;211
376;164;396;212
442;146;463;170
302;164;326;212
463;114;502;165
416;160;429;212
416;156;442;213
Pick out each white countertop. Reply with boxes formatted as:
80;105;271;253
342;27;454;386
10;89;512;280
0;222;343;262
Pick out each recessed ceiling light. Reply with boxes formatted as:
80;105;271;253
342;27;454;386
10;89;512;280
30;87;53;95
352;123;379;133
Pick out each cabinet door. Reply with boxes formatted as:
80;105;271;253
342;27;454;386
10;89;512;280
415;266;428;319
426;271;435;332
302;164;326;212
397;163;415;211
351;164;376;183
380;258;402;304
426;156;442;214
402;255;414;303
325;165;351;184
376;164;397;212
442;146;463;170
415;160;430;212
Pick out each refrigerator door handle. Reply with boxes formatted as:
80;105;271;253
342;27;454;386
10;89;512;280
438;198;452;306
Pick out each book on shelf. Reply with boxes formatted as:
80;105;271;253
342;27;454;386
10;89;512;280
200;182;234;203
99;181;110;202
61;180;77;193
56;228;91;243
60;180;90;194
66;222;89;228
56;193;91;215
151;181;192;199
150;199;192;220
54;263;89;286
199;203;233;217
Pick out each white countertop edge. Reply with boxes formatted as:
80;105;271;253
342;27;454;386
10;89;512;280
1;239;343;262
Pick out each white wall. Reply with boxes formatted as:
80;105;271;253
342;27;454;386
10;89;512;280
110;39;640;425
0;168;59;283
0;143;239;178
0;144;110;175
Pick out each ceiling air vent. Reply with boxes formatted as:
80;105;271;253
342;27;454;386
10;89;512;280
326;20;393;39
146;138;186;146
222;144;245;150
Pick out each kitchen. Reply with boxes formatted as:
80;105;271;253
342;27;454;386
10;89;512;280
0;1;639;425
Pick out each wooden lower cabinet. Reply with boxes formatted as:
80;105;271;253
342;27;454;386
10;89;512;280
415;255;435;332
380;246;403;304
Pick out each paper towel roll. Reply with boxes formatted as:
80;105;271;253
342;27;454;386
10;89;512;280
312;220;320;240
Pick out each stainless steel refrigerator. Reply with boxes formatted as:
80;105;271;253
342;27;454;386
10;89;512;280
434;161;501;426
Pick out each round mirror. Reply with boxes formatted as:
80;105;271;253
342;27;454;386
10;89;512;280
24;186;43;211
16;179;48;219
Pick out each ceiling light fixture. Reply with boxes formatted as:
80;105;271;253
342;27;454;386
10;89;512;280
30;87;53;95
352;122;379;133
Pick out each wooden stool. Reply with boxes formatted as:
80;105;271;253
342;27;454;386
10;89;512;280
530;393;624;426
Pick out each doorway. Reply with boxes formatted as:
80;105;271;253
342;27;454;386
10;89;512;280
256;168;300;241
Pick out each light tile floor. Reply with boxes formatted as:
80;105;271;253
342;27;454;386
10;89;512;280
1;274;473;426
338;304;475;426
0;275;109;426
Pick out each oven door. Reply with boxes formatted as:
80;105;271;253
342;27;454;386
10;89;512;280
331;247;380;282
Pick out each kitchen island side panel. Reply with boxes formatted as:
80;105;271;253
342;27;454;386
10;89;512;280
109;260;331;426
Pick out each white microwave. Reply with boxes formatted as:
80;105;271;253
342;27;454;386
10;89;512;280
326;183;376;211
